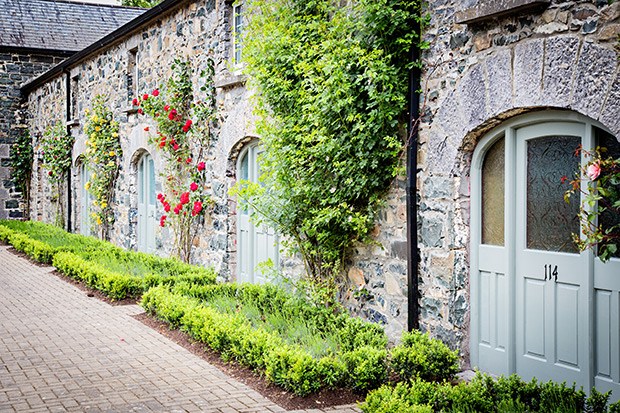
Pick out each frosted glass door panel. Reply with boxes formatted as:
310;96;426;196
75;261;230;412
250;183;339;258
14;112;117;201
482;137;505;246
526;136;580;253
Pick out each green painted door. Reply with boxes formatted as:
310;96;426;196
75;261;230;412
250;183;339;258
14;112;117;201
80;164;94;236
237;143;278;284
471;112;620;401
137;153;156;253
515;122;589;388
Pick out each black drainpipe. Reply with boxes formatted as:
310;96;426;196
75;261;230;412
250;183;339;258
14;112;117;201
64;70;72;233
407;17;422;332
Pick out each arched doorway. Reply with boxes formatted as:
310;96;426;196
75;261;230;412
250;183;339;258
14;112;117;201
137;152;156;253
470;110;620;397
236;142;279;284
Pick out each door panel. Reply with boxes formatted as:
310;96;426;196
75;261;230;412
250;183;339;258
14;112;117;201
515;123;589;388
137;154;156;253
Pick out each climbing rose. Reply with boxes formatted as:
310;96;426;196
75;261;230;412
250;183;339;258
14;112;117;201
164;105;170;111
168;109;177;120
587;163;601;180
182;119;192;132
159;141;166;148
132;98;138;106
185;158;192;164
180;192;190;204
197;162;205;171
174;204;182;214
157;193;163;200
190;182;198;191
142;94;149;100
152;89;159;96
173;144;180;150
144;126;149;132
163;202;171;212
138;109;143;115
193;201;203;214
191;210;198;217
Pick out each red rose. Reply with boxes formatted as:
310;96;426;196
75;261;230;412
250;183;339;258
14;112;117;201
185;158;192;164
191;210;198;217
48;171;52;176
132;98;138;106
193;201;203;214
182;125;190;133
164;202;171;212
197;162;205;171
164;105;170;111
152;89;159;96
182;119;192;133
177;157;182;162
157;193;163;200
190;182;198;191
173;144;180;150
159;141;166;148
168;109;177;120
142;94;149;100
180;192;190;205
138;109;143;115
144;126;149;132
174;204;182;214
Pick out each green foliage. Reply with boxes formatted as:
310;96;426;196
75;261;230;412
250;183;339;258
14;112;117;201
83;95;122;240
136;58;217;262
142;284;390;396
234;0;427;296
390;330;460;383
10;130;34;218
361;373;620;413
0;220;216;299
564;146;620;262
40;121;74;227
121;0;159;7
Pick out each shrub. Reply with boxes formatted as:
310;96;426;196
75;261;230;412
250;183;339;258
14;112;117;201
390;330;460;383
344;346;388;393
9;232;55;264
360;373;620;413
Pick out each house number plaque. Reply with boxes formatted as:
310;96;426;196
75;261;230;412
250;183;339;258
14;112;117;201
544;264;558;281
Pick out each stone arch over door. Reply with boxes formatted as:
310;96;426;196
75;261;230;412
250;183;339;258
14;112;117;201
469;110;620;400
427;37;620;176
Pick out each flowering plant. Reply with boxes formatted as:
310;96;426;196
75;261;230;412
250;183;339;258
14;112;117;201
134;57;216;262
565;146;620;262
83;95;122;240
41;121;74;226
10;130;34;219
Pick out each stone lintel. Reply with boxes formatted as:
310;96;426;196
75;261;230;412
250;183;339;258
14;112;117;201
214;74;246;89
121;106;139;115
455;0;551;24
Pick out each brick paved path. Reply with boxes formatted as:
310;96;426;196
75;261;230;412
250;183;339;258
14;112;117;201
0;246;360;413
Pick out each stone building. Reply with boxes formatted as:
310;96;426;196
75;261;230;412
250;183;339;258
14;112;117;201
0;0;144;219
19;0;620;399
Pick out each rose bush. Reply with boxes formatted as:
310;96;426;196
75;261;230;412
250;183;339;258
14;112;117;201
134;57;217;262
41;121;74;227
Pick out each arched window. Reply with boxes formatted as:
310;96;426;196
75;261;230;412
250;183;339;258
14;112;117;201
236;142;279;284
470;111;620;399
137;152;156;253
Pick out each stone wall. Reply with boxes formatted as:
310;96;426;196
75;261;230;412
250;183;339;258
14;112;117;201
0;51;66;220
417;0;620;364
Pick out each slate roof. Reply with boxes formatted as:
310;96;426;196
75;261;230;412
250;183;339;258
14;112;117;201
0;0;146;52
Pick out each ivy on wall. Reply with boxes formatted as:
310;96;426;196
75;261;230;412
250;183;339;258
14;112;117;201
233;0;425;301
10;130;34;219
41;121;74;227
83;95;122;241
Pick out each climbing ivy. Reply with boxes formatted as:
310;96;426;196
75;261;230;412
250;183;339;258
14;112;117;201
233;0;426;302
41;121;74;227
83;95;122;240
10;130;34;219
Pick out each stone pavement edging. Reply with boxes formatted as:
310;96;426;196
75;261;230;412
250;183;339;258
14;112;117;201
0;246;360;412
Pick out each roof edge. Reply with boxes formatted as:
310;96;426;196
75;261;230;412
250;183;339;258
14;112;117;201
0;46;76;56
20;0;189;94
37;0;146;10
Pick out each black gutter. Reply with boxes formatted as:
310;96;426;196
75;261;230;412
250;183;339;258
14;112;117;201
65;70;72;233
0;46;75;57
407;16;422;332
20;0;189;94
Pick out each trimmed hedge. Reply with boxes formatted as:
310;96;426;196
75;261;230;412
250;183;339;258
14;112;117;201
390;330;460;383
0;221;216;300
361;373;620;413
141;285;389;396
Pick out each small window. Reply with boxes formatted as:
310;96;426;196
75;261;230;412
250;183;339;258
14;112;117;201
71;75;79;120
233;4;243;64
596;127;620;259
127;48;138;99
